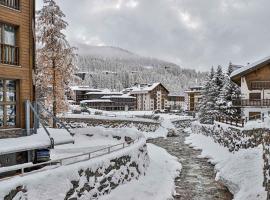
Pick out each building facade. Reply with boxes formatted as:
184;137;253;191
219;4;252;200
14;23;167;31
167;94;185;110
185;86;202;112
129;83;169;111
231;57;270;119
0;0;35;167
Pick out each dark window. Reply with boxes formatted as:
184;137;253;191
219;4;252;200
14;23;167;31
0;0;20;10
249;93;261;100
0;79;17;128
0;23;19;66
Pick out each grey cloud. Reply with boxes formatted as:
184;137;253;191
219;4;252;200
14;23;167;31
36;0;270;71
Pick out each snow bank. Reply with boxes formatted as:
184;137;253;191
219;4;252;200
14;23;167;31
0;128;73;155
185;131;267;200
0;137;149;200
99;144;182;200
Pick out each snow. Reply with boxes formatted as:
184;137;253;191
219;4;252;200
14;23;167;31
51;126;142;160
231;56;270;78
99;143;182;200
62;113;159;124
0;136;147;200
81;99;112;103
130;83;162;94
185;130;267;200
244;115;270;130
70;86;101;92
0;128;74;155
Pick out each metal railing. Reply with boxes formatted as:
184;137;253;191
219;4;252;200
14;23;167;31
0;137;141;181
0;0;20;10
0;44;19;66
232;99;270;107
215;116;245;128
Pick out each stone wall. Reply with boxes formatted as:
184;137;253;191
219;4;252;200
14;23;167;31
62;117;160;133
1;139;149;200
172;119;195;130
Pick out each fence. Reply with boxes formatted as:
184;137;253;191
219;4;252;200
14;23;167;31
215;116;245;128
0;137;141;181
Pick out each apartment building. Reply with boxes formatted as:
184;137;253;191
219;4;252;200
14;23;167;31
231;57;270;119
167;94;185;110
0;0;35;167
127;83;169;111
185;86;203;112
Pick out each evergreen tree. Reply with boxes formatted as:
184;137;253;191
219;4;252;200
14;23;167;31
213;65;225;117
36;0;77;127
198;67;216;124
218;64;241;118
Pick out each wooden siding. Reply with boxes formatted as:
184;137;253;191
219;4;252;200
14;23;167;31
0;0;34;129
245;64;270;90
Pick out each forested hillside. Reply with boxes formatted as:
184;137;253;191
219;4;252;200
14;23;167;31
77;46;207;93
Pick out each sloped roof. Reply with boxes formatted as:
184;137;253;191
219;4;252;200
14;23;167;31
130;83;169;94
231;56;270;79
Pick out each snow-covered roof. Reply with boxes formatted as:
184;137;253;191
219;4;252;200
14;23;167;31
101;95;136;99
129;83;167;94
0;129;74;155
231;56;270;78
81;99;112;103
70;86;102;92
86;91;122;95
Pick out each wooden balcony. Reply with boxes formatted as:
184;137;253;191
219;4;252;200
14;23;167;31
232;99;270;107
0;0;20;10
250;81;270;90
0;44;19;66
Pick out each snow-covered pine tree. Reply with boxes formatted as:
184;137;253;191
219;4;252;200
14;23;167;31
212;65;225;117
198;67;216;124
218;64;241;118
36;0;77;127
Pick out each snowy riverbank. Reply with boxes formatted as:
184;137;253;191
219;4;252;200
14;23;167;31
99;143;182;200
185;129;267;200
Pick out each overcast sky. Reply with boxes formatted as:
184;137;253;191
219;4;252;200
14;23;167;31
36;0;270;71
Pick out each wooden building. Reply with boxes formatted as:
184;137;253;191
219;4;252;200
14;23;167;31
127;83;169;111
0;0;35;167
230;57;270;120
185;86;202;112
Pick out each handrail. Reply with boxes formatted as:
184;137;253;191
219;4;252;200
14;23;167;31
0;137;141;181
27;101;55;149
37;102;74;136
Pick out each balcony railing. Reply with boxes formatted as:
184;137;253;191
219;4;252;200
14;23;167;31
0;0;20;10
250;81;270;90
232;99;270;107
0;44;19;66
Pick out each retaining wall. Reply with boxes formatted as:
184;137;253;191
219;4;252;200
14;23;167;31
0;138;149;200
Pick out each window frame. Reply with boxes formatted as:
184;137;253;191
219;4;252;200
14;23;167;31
0;0;20;10
0;22;19;66
0;79;18;129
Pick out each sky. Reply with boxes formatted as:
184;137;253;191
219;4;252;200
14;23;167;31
36;0;270;72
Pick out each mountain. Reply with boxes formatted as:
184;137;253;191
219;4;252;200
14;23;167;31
77;46;207;93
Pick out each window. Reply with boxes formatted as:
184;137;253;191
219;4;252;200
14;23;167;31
0;0;20;10
0;80;17;128
0;23;19;65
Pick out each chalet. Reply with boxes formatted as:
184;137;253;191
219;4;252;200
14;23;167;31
127;83;169;111
185;86;203;112
0;0;35;167
230;57;270;120
167;94;185;110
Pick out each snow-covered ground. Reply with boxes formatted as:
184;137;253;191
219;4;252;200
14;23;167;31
51;127;141;160
185;129;267;200
99;143;182;200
